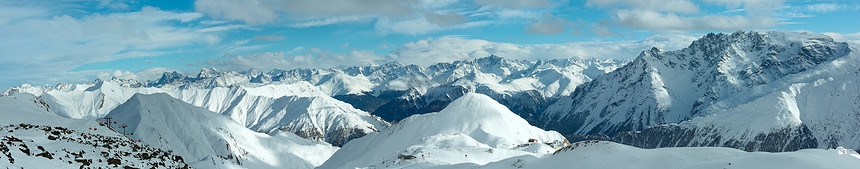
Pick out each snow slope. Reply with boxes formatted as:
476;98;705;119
6;80;388;146
0;93;189;168
474;141;860;169
319;93;567;169
107;93;339;169
172;82;388;146
543;31;860;151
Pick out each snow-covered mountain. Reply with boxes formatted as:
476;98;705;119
169;82;388;146
0;93;189;168
107;93;339;168
62;56;622;124
319;93;568;169
3;80;388;146
349;56;624;123
133;56;622;97
542;31;860;151
2;56;623;128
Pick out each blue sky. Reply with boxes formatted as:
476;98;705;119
1;0;859;88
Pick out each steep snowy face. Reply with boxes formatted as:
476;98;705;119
542;31;860;152
173;82;390;146
107;93;339;169
319;93;567;169
39;80;164;119
542;31;851;136
0;93;190;168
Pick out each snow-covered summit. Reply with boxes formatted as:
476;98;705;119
320;93;567;168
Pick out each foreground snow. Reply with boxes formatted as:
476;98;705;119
473;141;860;169
0;93;189;168
320;93;568;168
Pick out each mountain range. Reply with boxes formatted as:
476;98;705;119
3;30;860;168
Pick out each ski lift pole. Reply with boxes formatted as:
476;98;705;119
104;117;113;129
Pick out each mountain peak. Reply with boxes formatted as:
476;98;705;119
542;30;856;145
320;92;566;168
109;92;340;168
196;67;220;78
473;54;508;64
392;92;564;148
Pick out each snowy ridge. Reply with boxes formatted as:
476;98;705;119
542;31;860;151
107;93;339;168
4;80;389;146
109;56;624;97
173;82;389;146
319;93;567;169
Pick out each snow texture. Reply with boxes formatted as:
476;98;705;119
107;93;339;168
319;93;567;169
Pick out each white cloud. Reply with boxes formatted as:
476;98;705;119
587;0;786;32
375;17;492;35
822;32;860;44
387;34;699;66
525;13;570;35
591;19;620;37
252;35;287;41
201;34;700;71
474;0;552;9
193;0;278;25
615;9;776;31
0;5;49;24
806;3;842;13
191;0;541;35
194;0;416;25
587;0;700;14
197;24;249;33
425;11;467;26
291;15;373;28
203;48;383;71
491;8;544;19
702;0;784;11
273;0;414;17
0;5;238;88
